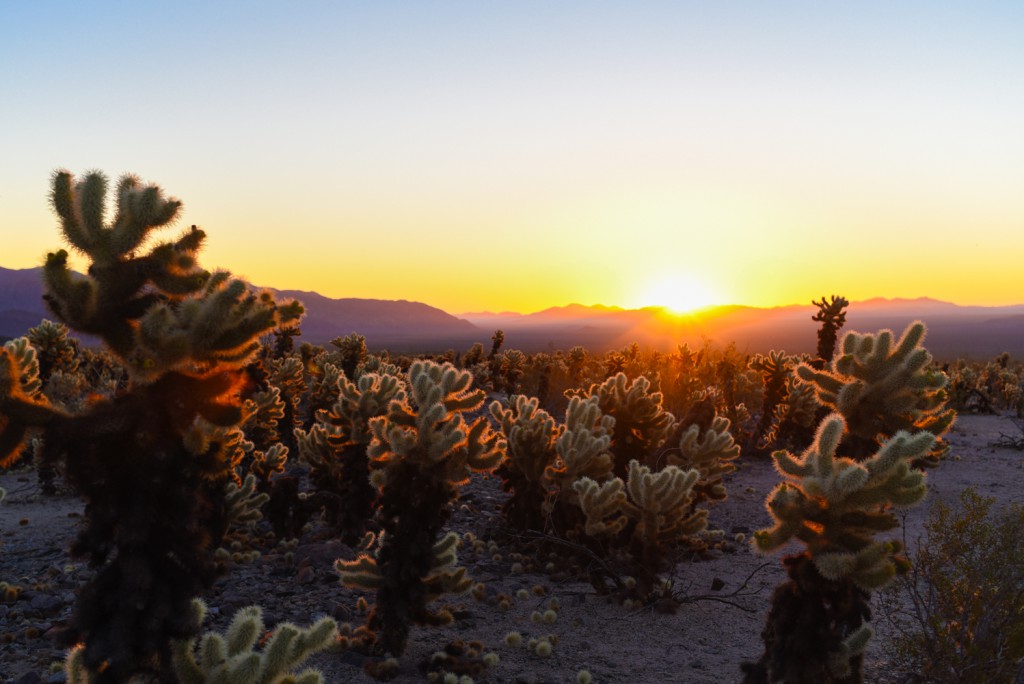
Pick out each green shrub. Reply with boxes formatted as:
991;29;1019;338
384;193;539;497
880;487;1024;683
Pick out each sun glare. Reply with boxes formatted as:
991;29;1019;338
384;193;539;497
636;275;718;315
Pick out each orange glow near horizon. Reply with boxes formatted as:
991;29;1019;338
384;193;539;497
630;274;721;315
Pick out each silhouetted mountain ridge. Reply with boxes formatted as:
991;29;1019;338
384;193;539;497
1;266;1022;358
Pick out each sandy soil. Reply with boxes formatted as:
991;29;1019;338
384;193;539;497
1;413;1022;683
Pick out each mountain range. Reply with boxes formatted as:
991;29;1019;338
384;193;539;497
2;266;1022;359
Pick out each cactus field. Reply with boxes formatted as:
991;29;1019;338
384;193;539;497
2;172;1024;683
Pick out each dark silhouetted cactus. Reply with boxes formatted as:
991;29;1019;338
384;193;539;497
811;295;849;368
1;170;302;682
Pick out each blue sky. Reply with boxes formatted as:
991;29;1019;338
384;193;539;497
3;2;1022;312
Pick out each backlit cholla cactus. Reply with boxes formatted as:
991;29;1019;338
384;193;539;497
543;395;616;523
747;351;793;454
26;319;79;386
3;170;303;681
772;374;821;445
569;373;675;478
329;333;369;381
266;355;305;454
243;385;287;453
296;371;406;542
0;338;48;467
338;361;503;659
490;395;563;531
743;415;933;684
796;321;954;464
574;459;704;596
302;360;343;431
668;414;741;509
165;600;335;684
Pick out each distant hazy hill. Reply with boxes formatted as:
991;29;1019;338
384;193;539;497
0;267;484;351
267;289;479;349
2;266;1022;358
0;266;50;340
464;298;1024;359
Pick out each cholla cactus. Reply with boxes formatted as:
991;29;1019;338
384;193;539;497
338;530;472;618
772;374;821;446
338;360;503;657
743;415;934;684
266;355;305;454
295;371;405;541
243;386;287;453
747;351;794;454
668;415;740;507
0;337;50;468
222;473;270;530
6;170;303;681
490;395;562;530
26;319;79;384
215;473;270;563
302;361;343;430
251;443;288;489
496;348;527;395
330;333;368;380
545;395;615;512
811;295;849;368
165;600;337;684
574;459;705;596
570;373;675;478
796;321;954;463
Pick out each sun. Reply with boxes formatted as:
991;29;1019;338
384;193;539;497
635;274;719;315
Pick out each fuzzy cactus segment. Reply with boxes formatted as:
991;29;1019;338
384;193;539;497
549;395;615;488
796;321;954;463
169;600;337;684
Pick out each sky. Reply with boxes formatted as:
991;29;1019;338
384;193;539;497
2;1;1022;314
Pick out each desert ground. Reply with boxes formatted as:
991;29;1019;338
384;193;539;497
2;412;1021;683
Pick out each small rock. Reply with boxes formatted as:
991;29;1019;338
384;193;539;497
710;577;725;591
15;671;43;683
30;594;63;615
